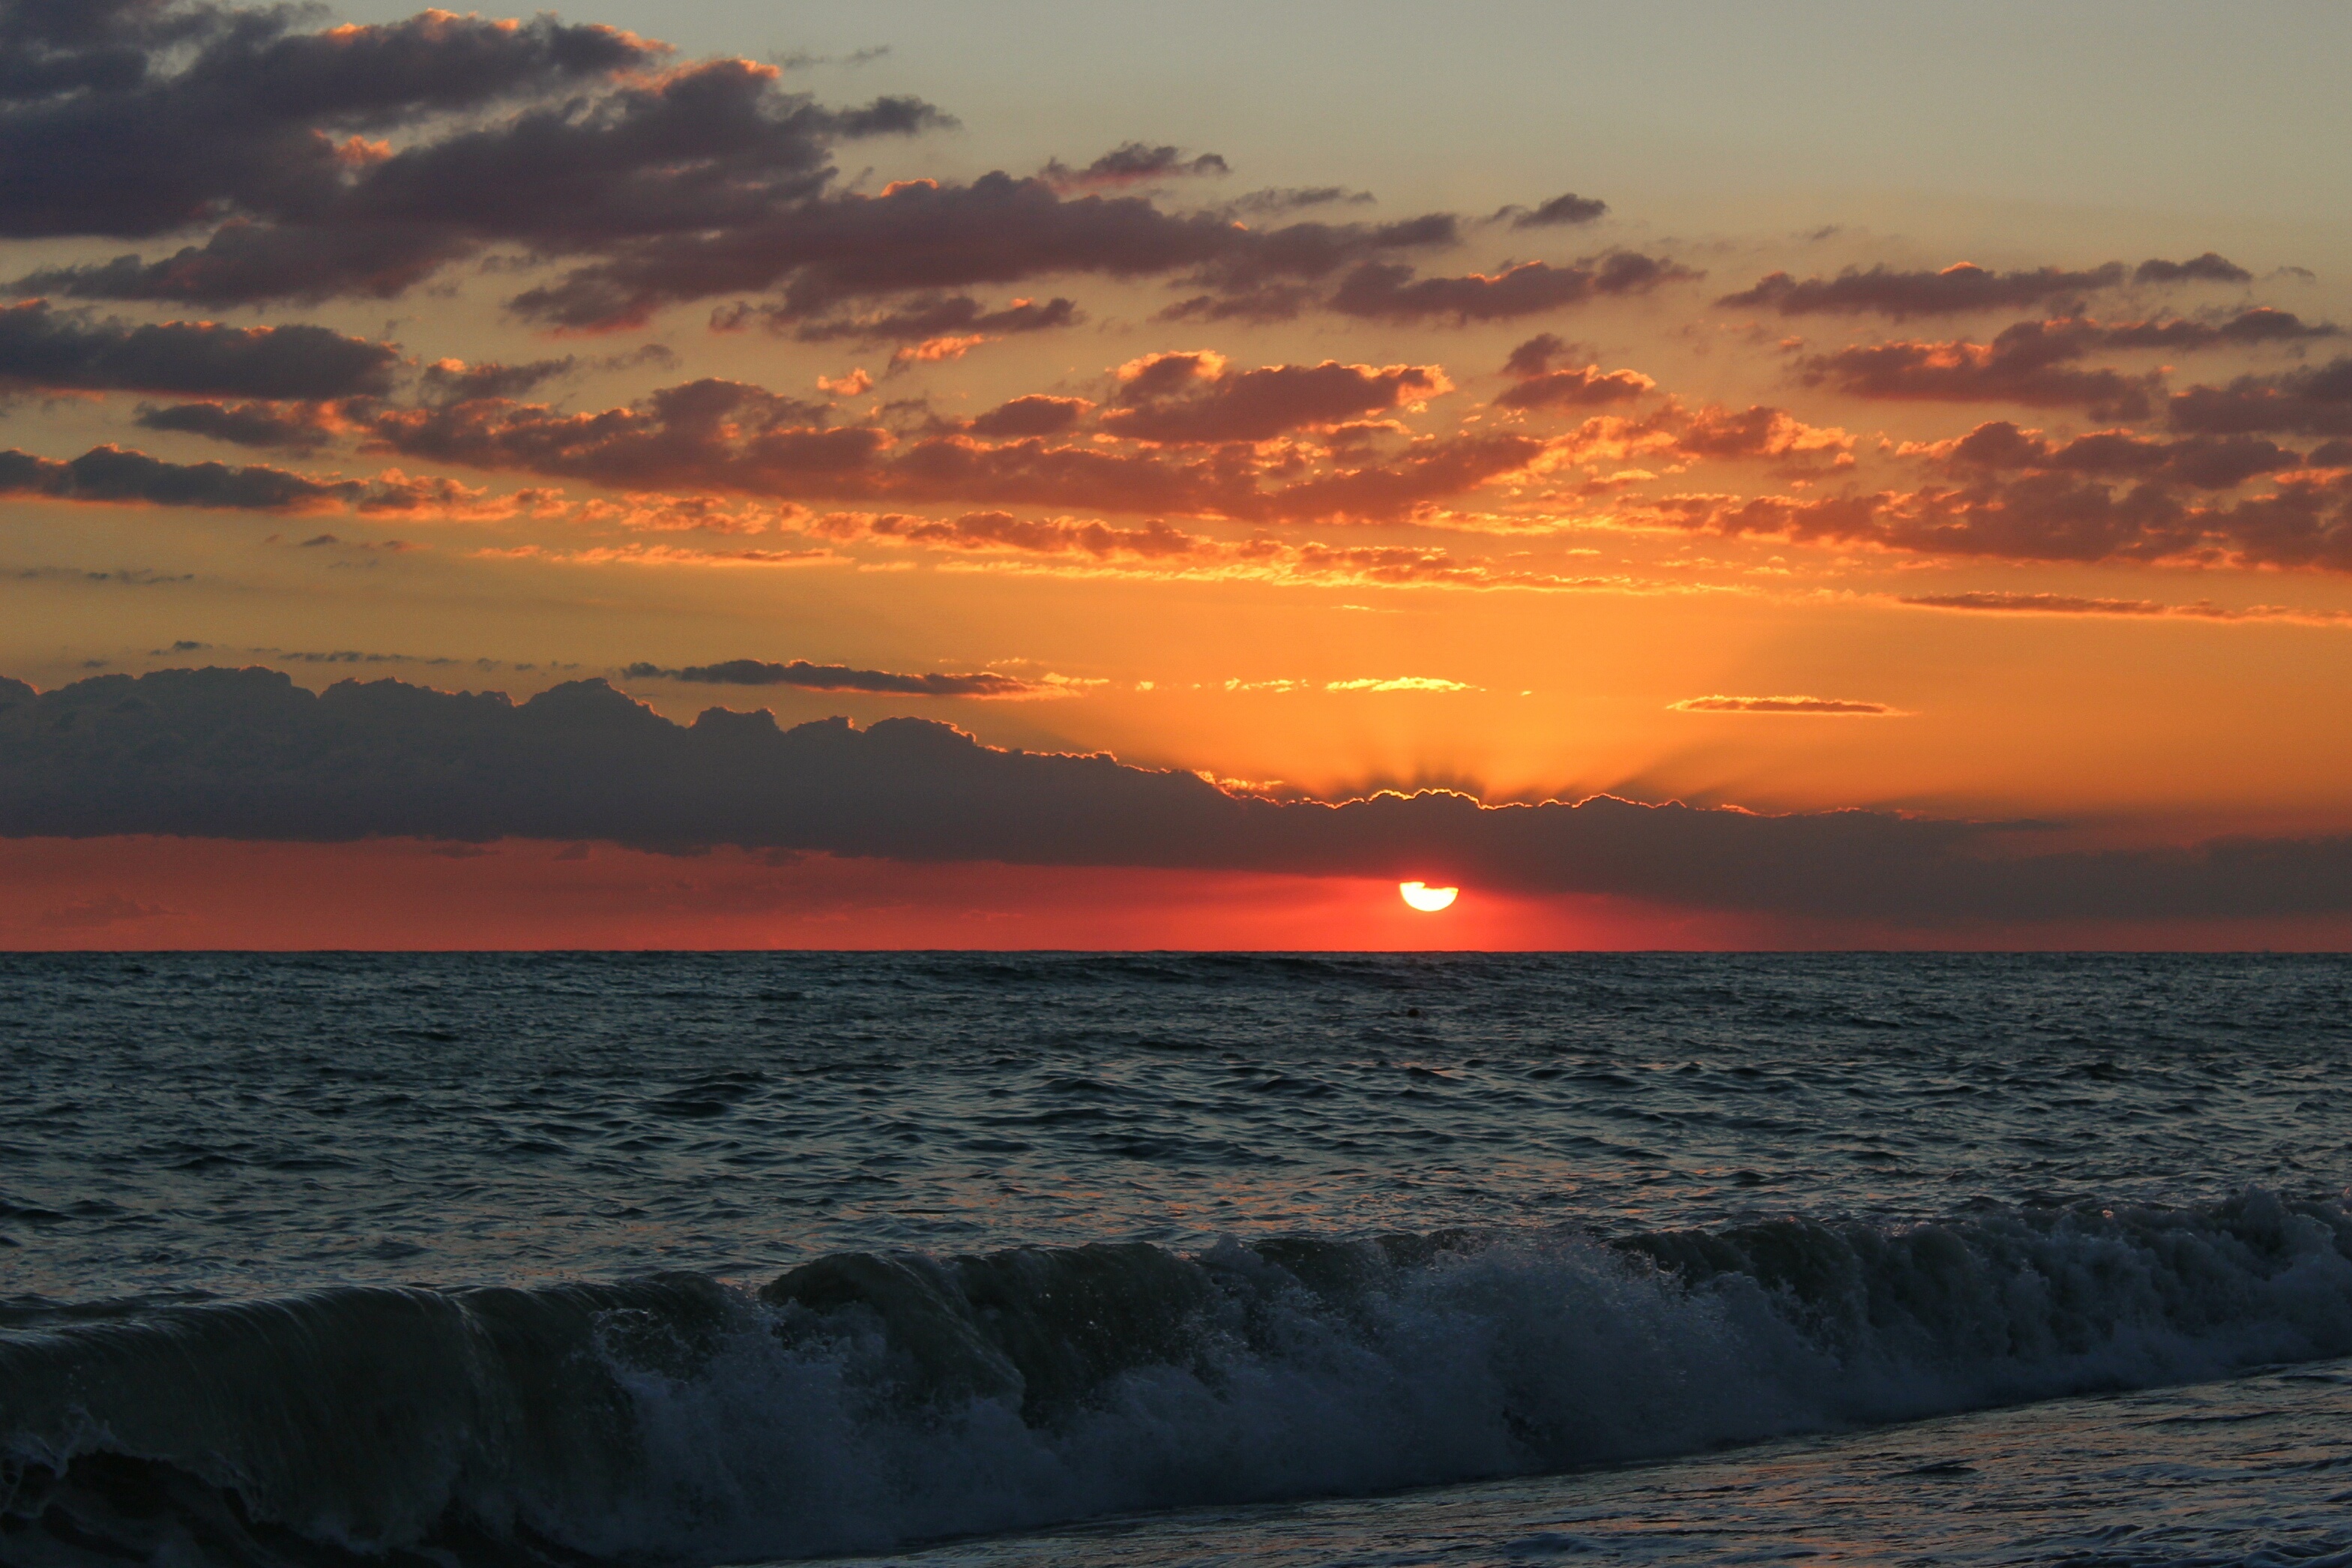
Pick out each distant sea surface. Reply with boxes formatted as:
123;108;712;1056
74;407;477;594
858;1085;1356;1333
4;953;2351;1565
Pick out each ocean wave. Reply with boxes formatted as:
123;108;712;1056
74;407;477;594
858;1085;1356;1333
6;1190;2352;1564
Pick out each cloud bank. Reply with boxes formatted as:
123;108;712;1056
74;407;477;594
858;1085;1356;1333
5;667;2349;926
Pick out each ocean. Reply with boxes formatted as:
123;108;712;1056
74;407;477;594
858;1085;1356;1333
3;952;2350;1565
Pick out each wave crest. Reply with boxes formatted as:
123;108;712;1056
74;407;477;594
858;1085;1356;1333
7;1191;2351;1564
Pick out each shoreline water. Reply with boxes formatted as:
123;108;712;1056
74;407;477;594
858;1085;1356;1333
5;953;2349;1564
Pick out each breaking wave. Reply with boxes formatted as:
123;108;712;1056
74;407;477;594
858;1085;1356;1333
7;1190;2352;1564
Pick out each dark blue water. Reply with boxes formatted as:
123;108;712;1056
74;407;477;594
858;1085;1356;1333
4;953;2351;1565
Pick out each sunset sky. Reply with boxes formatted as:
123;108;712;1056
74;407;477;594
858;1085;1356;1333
4;0;2351;947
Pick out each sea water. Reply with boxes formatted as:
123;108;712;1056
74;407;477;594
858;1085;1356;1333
2;953;2349;1564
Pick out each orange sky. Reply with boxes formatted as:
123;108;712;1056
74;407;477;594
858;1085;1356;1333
2;1;2349;946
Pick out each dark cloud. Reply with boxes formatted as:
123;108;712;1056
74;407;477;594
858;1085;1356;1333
7;665;2352;925
965;396;1090;438
518;176;1457;332
133;399;340;451
419;358;576;404
1330;252;1687;323
1495;365;1653;411
1100;354;1447;444
0;300;397;399
5;563;195;586
1803;320;2159;416
1041;142;1228;192
0;443;355;510
12;43;951;316
14;218;465;307
0;4;663;241
2133;253;2254;286
2167;357;2352;438
2096;309;2338;349
1223;187;1375;216
1722;261;2132;318
1502;334;1578;379
627;658;1044;698
1506;193;1608;229
1938;420;2302;490
759;295;1079;345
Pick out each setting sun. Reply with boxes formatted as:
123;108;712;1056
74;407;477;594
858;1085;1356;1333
1399;881;1461;913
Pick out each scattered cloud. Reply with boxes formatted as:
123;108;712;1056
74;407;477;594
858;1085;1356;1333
2132;253;2254;286
1722;260;2175;318
1040;142;1228;192
1504;193;1608;229
1668;694;1905;715
625;657;1049;698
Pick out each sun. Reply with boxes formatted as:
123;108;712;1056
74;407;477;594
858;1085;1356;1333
1399;881;1459;912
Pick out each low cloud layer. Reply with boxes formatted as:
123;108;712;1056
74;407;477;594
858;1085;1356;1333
5;667;2349;926
625;658;1045;698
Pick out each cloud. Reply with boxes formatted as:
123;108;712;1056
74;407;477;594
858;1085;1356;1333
625;658;1046;698
6;564;196;587
735;294;1080;345
1040;142;1228;192
1323;676;1477;693
2167;356;2352;437
0;441;552;519
10;40;951;319
1662;402;1854;465
1897;591;2352;626
0;5;665;242
1506;193;1608;229
1328;252;1687;323
8;665;2352;926
1496;365;1655;411
839;509;1213;561
1502;334;1579;378
419;358;577;404
1930;420;2301;490
1800;319;2158;415
360;374;1549;524
1649;461;2352;570
133;399;343;452
1721;261;2136;318
806;510;1626;592
2096;308;2338;349
0;444;356;511
1222;187;1375;215
0;300;399;398
2132;253;2254;285
1100;354;1449;444
1668;694;1905;715
965;396;1091;438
